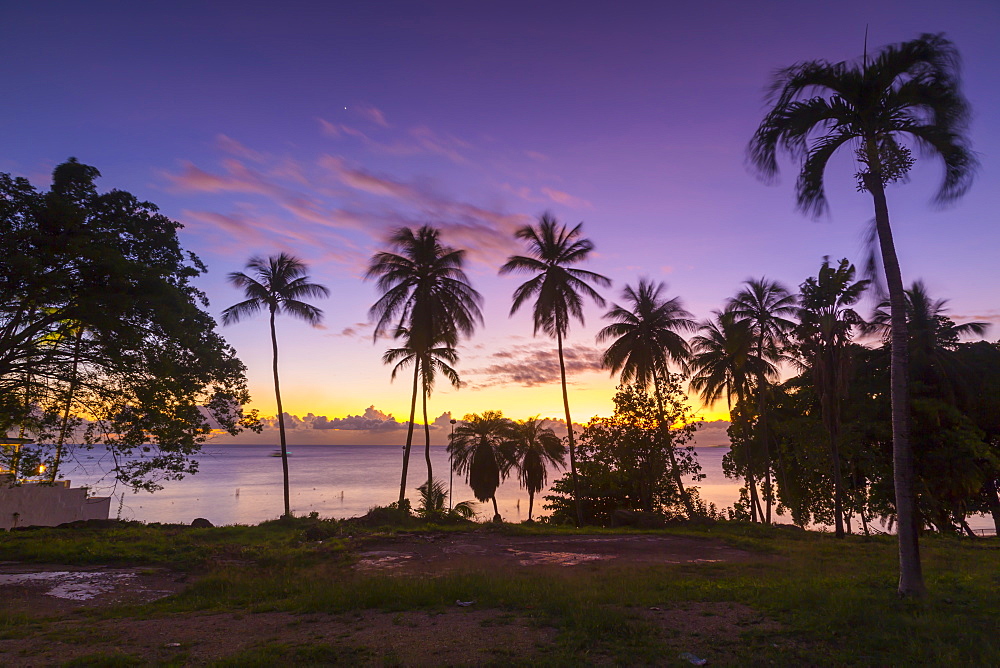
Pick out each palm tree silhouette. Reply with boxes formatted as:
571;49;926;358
687;310;769;521
509;417;566;522
222;253;329;518
500;213;610;526
597;279;698;515
366;226;482;504
869;281;989;399
728;278;797;523
749;33;976;596
795;258;869;538
448;411;516;521
382;327;461;494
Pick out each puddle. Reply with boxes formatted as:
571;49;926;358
355;551;414;570
0;571;136;601
507;550;613;566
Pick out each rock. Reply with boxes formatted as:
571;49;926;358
190;517;214;528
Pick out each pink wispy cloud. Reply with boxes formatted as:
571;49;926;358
355;104;390;127
164;137;534;268
464;343;605;389
214;135;265;162
541;187;592;209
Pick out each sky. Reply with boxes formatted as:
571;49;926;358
3;1;998;445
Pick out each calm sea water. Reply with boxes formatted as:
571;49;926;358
61;443;993;531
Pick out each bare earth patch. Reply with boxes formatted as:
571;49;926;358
354;532;755;573
0;533;779;665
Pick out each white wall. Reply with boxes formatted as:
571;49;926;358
0;483;111;530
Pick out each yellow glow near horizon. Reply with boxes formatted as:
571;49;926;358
262;378;732;425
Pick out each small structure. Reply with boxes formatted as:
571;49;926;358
1;437;111;530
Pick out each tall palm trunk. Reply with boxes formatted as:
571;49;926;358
397;361;420;504
653;379;695;516
866;144;924;596
757;389;772;524
984;479;1000;535
741;392;763;523
270;309;291;518
557;328;582;527
755;333;772;524
827;403;846;538
528;491;535;522
422;371;433;492
51;327;84;483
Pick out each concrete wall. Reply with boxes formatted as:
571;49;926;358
0;483;111;530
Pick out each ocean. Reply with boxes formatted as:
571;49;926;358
61;443;994;532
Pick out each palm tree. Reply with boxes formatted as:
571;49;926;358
687;310;769;521
499;213;610;526
869;280;989;398
222;253;329;518
749;33;976;596
448;411;516;521
416;478;476;519
795;258;869;538
366;226;483;504
509;417;566;521
728;278;798;523
382;327;461;494
597;279;698;516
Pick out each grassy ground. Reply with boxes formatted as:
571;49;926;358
0;518;997;666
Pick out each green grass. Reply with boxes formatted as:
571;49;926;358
1;519;997;665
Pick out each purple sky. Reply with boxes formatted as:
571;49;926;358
4;1;998;443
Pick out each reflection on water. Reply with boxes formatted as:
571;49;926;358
61;444;993;532
60;444;734;525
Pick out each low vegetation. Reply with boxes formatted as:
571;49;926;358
0;518;996;665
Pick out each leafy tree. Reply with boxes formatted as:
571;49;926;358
0;159;257;491
545;381;700;525
597;279;698;515
222;253;328;518
508;417;565;521
727;278;797;523
749;33;976;596
367;226;482;504
952;341;1000;533
794;258;869;537
448;411;516;521
500;213;610;526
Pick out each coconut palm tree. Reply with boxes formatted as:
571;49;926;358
508;417;565;521
687;310;769;521
499;214;610;526
382;327;461;495
366;226;483;504
727;278;798;523
448;411;516;521
222;253;329;518
748;33;976;596
795;258;869;538
597;279;698;515
869;280;989;398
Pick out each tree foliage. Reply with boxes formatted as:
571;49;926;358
0;159;257;491
545;380;702;525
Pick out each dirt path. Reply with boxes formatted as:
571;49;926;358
354;532;755;572
0;532;777;665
